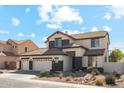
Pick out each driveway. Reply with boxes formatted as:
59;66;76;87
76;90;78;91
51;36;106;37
0;70;101;88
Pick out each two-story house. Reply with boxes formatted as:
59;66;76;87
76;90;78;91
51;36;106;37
0;39;38;69
20;31;110;72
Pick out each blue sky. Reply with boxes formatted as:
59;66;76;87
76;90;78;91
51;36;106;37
0;5;124;52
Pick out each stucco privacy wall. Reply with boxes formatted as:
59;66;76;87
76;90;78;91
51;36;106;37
103;62;124;74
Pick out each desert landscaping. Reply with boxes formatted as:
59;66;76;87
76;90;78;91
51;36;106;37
33;67;124;88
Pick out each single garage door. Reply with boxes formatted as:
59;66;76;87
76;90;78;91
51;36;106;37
0;61;5;69
33;61;52;71
21;60;29;70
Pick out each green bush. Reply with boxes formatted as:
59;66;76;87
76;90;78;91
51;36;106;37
87;67;94;73
112;71;121;79
105;75;115;85
59;73;64;79
91;69;100;76
87;67;100;75
95;79;104;86
39;71;49;77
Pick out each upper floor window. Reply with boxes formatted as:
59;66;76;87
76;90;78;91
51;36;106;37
91;38;100;48
25;47;29;53
55;38;62;47
13;46;17;48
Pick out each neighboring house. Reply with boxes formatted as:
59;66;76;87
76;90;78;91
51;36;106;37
0;39;38;69
20;31;110;72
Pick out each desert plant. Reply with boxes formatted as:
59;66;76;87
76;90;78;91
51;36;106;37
112;71;121;79
105;75;115;85
39;71;48;77
87;67;94;73
59;73;64;79
65;77;71;82
95;79;104;86
91;69;100;76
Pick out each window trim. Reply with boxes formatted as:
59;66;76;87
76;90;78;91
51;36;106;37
91;38;100;48
55;38;62;47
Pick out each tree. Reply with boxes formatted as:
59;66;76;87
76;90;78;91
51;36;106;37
109;49;123;62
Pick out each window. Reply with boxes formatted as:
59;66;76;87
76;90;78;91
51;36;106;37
25;47;29;52
91;38;100;48
13;46;17;48
55;38;62;47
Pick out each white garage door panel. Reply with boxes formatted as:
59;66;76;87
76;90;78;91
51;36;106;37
33;61;52;71
22;61;29;70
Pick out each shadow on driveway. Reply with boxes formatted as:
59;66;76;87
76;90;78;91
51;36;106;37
10;70;40;76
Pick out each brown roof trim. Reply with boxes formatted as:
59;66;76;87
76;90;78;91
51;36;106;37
84;49;105;56
46;31;76;42
62;45;88;50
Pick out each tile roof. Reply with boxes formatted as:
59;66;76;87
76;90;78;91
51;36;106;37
84;49;105;56
70;31;108;40
0;51;17;56
21;48;48;56
8;39;30;44
42;48;67;55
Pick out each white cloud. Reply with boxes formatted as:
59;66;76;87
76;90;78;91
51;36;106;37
38;5;52;22
12;18;20;26
91;26;112;32
0;30;9;34
37;5;83;28
54;6;83;25
62;30;82;35
91;27;99;32
109;5;124;19
104;12;111;20
42;37;47;42
46;24;57;29
17;33;24;37
16;33;36;38
25;8;30;14
103;26;112;32
30;33;36;38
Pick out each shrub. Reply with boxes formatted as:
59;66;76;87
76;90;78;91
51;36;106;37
39;71;48;77
65;77;71;82
105;75;115;85
91;69;100;76
87;67;94;73
112;71;121;79
59;73;64;79
95;79;104;86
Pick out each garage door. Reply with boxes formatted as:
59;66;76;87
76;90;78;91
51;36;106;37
33;61;52;71
0;61;5;69
21;60;29;70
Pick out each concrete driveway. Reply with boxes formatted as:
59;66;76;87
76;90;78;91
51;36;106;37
0;70;39;80
0;70;102;88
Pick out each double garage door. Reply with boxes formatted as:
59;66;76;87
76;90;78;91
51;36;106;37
21;60;52;71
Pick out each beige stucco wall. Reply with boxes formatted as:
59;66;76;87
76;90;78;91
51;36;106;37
48;33;75;44
62;55;72;71
0;56;19;69
63;47;85;56
74;37;108;49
